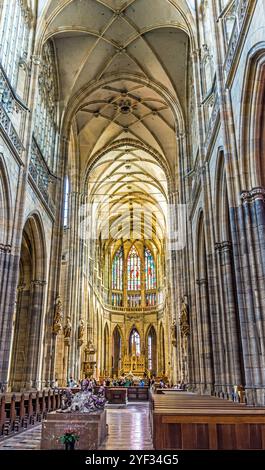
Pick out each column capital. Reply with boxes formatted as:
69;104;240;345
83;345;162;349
17;283;26;292
190;48;201;60
215;241;232;252
31;279;47;287
0;243;11;253
31;55;42;66
196;278;208;286
241;187;265;203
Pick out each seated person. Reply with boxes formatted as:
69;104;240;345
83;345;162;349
67;376;77;388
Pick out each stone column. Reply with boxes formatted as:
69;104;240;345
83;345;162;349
232;188;265;404
25;280;47;389
196;279;213;394
215;241;243;395
0;246;20;388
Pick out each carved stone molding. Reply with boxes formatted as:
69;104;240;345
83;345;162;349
31;279;47;287
17;283;26;292
0;244;11;253
31;55;42;66
196;278;208;286
19;0;34;25
215;241;232;252
241;187;265;203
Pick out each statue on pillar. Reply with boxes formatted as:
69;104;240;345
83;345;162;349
78;319;85;346
78;319;85;340
53;296;63;335
180;295;190;337
63;316;72;339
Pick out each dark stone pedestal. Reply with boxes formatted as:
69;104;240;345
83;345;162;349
41;410;107;450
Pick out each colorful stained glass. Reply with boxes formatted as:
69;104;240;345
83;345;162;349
112;246;123;290
130;328;141;355
145;248;156;290
127;245;141;291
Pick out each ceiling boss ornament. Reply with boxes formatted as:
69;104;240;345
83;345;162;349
114;97;138;115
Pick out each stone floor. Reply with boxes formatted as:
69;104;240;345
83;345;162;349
0;403;153;450
0;426;42;450
100;403;153;450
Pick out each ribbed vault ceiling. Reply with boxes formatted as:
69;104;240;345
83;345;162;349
38;0;194;244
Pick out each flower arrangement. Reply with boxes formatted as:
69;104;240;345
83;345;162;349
59;428;80;449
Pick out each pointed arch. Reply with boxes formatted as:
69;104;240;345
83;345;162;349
9;212;47;391
0;153;12;245
239;43;265;189
145;246;156;290
112;245;123;291
129;326;141;356
146;325;157;375
103;322;110;375
127;244;141;291
159;323;165;375
112;325;122;377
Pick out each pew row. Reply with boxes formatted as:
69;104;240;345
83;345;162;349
150;392;265;450
0;389;62;439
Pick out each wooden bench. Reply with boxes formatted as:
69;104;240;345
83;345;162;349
150;392;265;450
0;389;62;438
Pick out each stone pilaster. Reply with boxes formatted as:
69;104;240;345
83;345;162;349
25;280;47;389
196;279;213;394
215;241;243;395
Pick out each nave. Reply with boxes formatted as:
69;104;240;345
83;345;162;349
1;4;265;458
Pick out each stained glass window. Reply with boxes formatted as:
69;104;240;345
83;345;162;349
130;328;140;356
127;245;141;291
112;246;123;290
148;335;152;370
63;177;69;227
145;248;156;290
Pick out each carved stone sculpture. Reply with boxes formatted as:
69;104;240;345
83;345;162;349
64;316;72;339
53;296;63;335
171;320;177;346
180;296;190;337
78;319;85;340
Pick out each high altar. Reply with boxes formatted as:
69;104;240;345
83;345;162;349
123;354;145;375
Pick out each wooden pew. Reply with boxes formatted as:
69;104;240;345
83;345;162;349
150;392;265;450
0;389;62;439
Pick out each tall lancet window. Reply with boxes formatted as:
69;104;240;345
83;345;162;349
130;328;140;356
127;245;141;291
145;248;156;290
112;246;123;290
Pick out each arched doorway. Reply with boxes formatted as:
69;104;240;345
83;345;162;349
9;215;46;391
112;326;122;377
147;326;157;376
